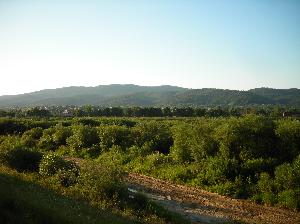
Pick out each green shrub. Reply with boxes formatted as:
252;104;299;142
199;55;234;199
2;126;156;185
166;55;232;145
261;192;277;205
98;125;132;151
126;152;174;176
79;145;101;159
55;167;79;187
127;145;145;157
274;163;295;191
170;124;193;162
0;136;21;163
0;118;27;135
55;145;72;156
216;116;277;161
273;156;300;209
6;148;43;172
241;158;277;179
97;146;126;165
201;156;231;185
276;119;300;161
132;122;172;154
38;128;56;151
208;181;236;196
208;176;254;199
67;125;99;149
39;153;79;186
139;141;157;156
66;145;101;159
78;160;126;202
278;189;300;210
39;153;78;176
142;153;170;171
20;127;43;147
258;172;273;193
0;135;42;172
52;124;72;146
258;172;277;205
157;164;195;183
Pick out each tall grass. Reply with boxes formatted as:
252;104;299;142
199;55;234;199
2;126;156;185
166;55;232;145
0;167;133;224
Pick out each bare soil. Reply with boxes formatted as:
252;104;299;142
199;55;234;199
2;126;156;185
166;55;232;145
65;157;300;224
126;173;300;224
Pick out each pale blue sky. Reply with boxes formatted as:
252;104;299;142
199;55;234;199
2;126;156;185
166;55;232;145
0;0;299;95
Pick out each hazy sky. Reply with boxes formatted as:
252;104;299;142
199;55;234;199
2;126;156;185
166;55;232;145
0;0;299;96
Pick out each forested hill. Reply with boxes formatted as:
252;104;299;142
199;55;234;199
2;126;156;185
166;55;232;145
0;85;299;107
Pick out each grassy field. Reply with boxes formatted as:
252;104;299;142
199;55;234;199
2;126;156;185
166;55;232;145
0;167;134;224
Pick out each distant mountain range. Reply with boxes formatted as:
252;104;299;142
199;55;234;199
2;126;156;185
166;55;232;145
0;84;299;107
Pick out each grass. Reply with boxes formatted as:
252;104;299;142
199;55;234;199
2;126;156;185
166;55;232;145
0;168;134;224
0;164;189;224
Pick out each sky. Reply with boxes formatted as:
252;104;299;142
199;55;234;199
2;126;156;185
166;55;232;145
0;0;299;96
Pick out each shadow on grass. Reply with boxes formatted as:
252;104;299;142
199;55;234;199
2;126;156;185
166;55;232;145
0;173;134;224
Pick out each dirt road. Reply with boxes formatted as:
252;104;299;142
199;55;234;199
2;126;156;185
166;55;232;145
126;173;300;224
65;157;299;223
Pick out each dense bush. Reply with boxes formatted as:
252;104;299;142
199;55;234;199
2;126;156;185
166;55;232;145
38;128;56;151
253;155;300;209
0;118;27;135
0;135;42;172
98;125;132;151
130;152;172;174
0;118;53;135
67;125;99;149
21;127;43;147
132;121;173;154
39;153;79;186
257;172;276;205
0;136;21;163
276;119;300;162
170;121;218;162
215;115;277;161
78;160;126;202
39;153;77;176
170;124;193;162
52;124;72;146
277;189;300;210
6;148;43;172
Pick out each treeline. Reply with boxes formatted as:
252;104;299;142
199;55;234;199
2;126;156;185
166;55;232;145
1;105;300;118
0;116;300;210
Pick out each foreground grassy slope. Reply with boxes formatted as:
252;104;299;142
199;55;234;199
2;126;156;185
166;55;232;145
0;168;133;224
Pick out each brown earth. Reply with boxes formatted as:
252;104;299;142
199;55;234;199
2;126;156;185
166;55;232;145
65;157;300;224
126;173;300;224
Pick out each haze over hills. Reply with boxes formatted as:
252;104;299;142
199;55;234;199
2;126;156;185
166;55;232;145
0;84;299;107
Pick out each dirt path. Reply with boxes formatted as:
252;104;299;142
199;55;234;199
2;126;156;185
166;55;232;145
126;173;300;224
65;157;300;224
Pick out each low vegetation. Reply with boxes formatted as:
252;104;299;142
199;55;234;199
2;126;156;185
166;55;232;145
0;114;299;223
0;167;133;224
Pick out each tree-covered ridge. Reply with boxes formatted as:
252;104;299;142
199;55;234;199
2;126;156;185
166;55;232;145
249;87;300;105
0;85;300;107
0;84;186;107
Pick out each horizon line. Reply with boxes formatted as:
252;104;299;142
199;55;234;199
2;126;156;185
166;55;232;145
0;84;299;97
